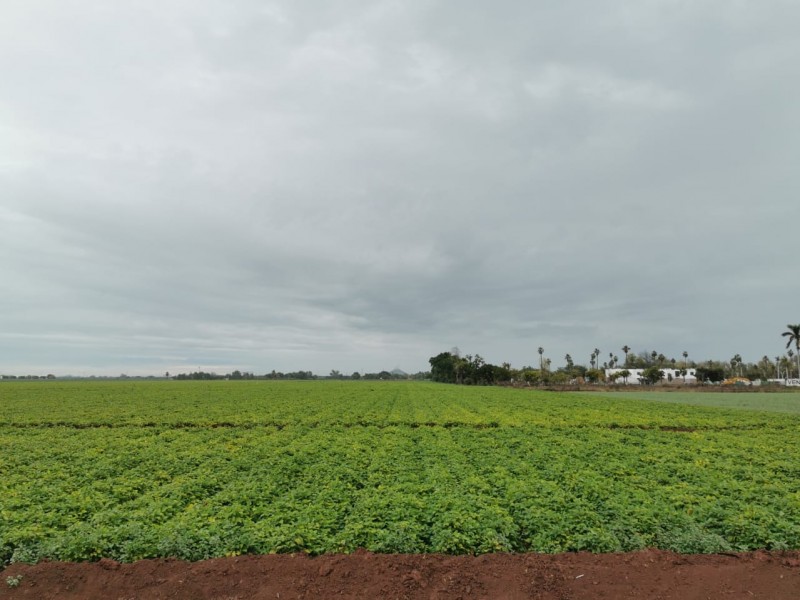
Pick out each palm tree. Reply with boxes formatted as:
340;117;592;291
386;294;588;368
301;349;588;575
758;356;772;380
780;355;792;380
782;324;800;379
730;354;743;377
622;345;630;366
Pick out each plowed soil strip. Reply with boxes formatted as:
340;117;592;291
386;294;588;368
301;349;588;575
2;549;799;600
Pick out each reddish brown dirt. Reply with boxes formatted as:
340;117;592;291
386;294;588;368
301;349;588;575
2;550;799;599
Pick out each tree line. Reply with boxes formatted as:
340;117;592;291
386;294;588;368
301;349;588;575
428;324;800;386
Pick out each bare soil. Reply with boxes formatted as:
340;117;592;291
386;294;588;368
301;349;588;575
2;550;799;599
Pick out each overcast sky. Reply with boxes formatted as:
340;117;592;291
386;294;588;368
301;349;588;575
2;1;799;376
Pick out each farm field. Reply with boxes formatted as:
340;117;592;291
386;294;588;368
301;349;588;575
2;380;800;568
581;389;800;414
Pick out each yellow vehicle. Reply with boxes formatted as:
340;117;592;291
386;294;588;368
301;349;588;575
721;377;751;386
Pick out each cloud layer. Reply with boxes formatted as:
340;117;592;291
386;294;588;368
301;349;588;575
2;0;799;375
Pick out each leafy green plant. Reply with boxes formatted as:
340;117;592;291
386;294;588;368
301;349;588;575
1;380;799;560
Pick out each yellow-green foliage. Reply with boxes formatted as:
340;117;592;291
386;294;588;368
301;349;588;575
1;381;799;562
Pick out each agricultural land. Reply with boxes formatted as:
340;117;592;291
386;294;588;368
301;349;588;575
2;380;800;565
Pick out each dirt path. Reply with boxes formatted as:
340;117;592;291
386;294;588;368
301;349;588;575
2;550;799;599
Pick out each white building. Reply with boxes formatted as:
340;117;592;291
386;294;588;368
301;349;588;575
604;368;697;385
766;378;800;387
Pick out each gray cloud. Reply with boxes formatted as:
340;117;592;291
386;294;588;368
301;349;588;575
2;0;799;375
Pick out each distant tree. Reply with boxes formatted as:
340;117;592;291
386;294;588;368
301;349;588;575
521;368;542;385
779;356;792;380
695;365;725;383
429;352;461;384
494;363;512;383
464;354;499;385
756;356;773;381
175;371;224;380
569;364;587;379
641;366;664;385
729;354;743;377
682;351;689;369
351;371;361;380
585;368;605;383
782;324;800;378
622;345;631;366
538;346;544;371
285;370;315;380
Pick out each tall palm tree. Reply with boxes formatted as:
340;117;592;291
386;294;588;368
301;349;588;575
759;356;772;380
538;347;544;371
622;345;630;366
780;355;792;380
728;354;742;377
682;351;688;369
783;324;800;379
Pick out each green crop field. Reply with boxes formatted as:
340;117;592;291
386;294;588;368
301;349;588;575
579;389;800;414
2;381;799;564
